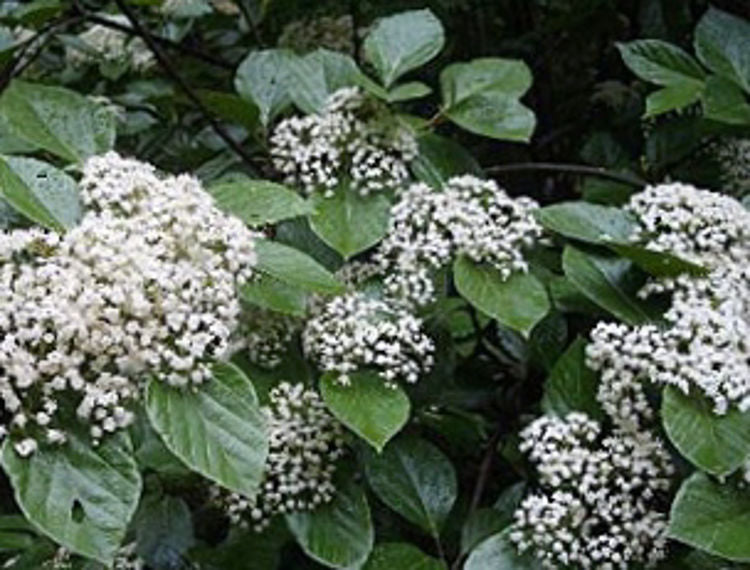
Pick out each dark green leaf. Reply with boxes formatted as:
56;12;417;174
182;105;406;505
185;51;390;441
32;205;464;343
363;543;444;570
254;238;344;294
134;495;194;568
464;528;540;570
702;76;750;126
235;50;292;126
669;472;750;562
453;256;550;338
0;80;115;163
411;133;483;188
207;176;312;226
309;188;391;259
606;243;706;278
542;337;603;420
286;479;373;569
365;437;457;535
387;82;432;102
694;7;750;93
616;40;705;86
536;201;636;245
460;509;509;556
363;9;445;88
194;89;260;132
561;246;652;325
1;432;141;564
0;155;81;230
320;371;410;453
241;273;307;317
662;386;750;476
146;361;268;497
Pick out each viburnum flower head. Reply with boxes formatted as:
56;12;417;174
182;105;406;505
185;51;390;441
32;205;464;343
270;87;418;197
213;382;344;531
510;413;674;570
375;175;542;306
0;153;257;456
626;182;750;267
302;292;435;386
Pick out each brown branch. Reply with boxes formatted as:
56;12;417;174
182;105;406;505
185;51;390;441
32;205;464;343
485;162;647;187
112;0;257;169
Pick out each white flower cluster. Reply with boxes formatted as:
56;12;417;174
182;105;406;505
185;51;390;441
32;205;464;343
589;265;750;427
35;543;143;569
65;15;154;73
626;182;750;267
302;292;434;386
589;184;750;428
510;413;673;570
214;382;344;531
715;137;750;199
375;176;542;306
0;153;257;455
278;15;355;55
241;309;299;369
270;87;418;197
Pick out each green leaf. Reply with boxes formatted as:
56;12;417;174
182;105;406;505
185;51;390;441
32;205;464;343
440;58;536;142
363;9;445;88
464;528;540;570
191;522;287;570
542;337;603;421
254;238;344;295
320;371;410;453
561;245;652;325
536;201;637;245
146;361;268;497
645;83;704;117
207;176;312;226
0;80;115;163
460;509;509;556
606;243;706;278
241;273;307;317
134;495;194;568
702;75;750;126
387;82;432;102
662;386;750;477
235;49;292;127
616;40;705;86
453;256;550;338
411;133;482;188
309;188;391;259
363;543;444;570
194;89;260;132
365;437;457;536
694;7;750;93
1;432;141;564
0;155;81;230
286;479;374;569
669;472;750;562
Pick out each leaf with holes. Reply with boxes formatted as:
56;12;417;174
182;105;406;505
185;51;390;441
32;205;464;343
146;361;268;497
1;431;141;564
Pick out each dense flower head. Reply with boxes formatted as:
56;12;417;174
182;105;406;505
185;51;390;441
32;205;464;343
302;292;434;385
65;15;154;72
34;543;143;569
270;87;417;197
626;182;750;268
510;413;674;570
715;137;750;199
240;308;300;369
0;153;257;455
213;382;344;531
374;176;541;306
588;265;750;428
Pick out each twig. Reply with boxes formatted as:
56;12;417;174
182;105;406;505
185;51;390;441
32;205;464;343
485;162;647;187
112;0;257;168
235;0;265;47
82;12;233;70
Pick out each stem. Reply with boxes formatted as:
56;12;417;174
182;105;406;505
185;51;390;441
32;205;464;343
236;0;265;47
485;162;647;187
112;0;257;169
432;530;447;564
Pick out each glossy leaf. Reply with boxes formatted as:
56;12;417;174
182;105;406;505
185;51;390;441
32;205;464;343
542;337;603;420
365;437;457;535
286;479;374;568
453;256;550;338
363;9;445;88
240;273;307;317
669;472;750;562
235;49;292;126
0;80;115;163
1;432;141;564
536;201;636;245
309;188;391;259
363;543;444;570
662;386;750;476
0;155;81;230
617;40;705;86
320;371;410;452
146;361;268;497
411;133;482;188
254;238;344;295
694;7;750;93
464;528;540;570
